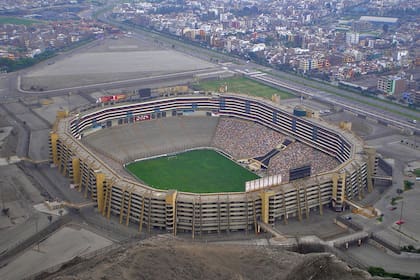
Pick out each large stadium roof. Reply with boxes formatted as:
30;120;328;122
359;16;398;24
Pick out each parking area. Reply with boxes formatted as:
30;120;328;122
274;209;349;241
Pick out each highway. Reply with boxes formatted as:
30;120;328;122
236;70;420;134
0;0;416;137
95;9;420;134
15;68;223;96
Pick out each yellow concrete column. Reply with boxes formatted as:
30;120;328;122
165;190;177;205
165;190;178;235
259;191;274;224
95;172;106;212
72;157;80;185
50;132;59;166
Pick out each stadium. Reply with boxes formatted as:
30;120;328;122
49;93;377;237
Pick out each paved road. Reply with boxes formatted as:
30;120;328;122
258;67;420;120
0;212;57;257
347;243;420;276
97;12;420;133
0;5;416;136
16;68;223;95
236;69;420;133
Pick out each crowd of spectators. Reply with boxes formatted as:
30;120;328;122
212;118;284;159
212;117;340;182
269;142;339;181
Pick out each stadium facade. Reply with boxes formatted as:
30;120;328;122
50;93;377;237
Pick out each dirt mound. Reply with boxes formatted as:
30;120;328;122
285;253;386;280
45;237;388;280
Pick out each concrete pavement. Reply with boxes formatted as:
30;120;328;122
347;243;420;276
0;225;113;280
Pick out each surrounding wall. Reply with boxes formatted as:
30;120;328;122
50;94;372;237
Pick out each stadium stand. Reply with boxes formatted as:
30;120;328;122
84;116;219;163
211;118;284;159
268;142;340;181
49;94;377;237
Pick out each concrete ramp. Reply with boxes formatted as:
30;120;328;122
257;221;287;241
332;231;369;248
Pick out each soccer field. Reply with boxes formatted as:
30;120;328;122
125;149;260;193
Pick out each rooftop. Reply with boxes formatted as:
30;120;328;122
359;16;398;24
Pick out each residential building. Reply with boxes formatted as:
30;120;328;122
377;75;407;95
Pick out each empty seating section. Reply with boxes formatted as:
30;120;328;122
84;116;219;163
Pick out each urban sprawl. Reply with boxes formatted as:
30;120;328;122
0;0;419;104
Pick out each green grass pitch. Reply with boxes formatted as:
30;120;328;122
125;149;259;193
193;76;294;100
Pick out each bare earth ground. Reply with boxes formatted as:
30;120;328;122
21;37;218;90
44;237;386;280
0;225;113;280
0;113;18;157
0;164;44;230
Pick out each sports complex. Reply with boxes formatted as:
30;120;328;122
49;93;377;237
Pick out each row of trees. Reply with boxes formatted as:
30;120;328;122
0;50;55;73
0;35;95;73
368;267;420;280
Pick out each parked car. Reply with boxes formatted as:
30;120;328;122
396;220;405;225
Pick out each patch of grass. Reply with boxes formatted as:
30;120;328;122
264;70;419;120
404;180;414;191
391;196;403;205
368;267;419;279
194;76;294;100
401;245;420;254
0;16;42;26
125;149;259;193
413;169;420;177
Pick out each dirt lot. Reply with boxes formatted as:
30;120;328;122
43;236;386;280
0;114;18;157
0;164;44;229
21;37;217;90
1;224;113;280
